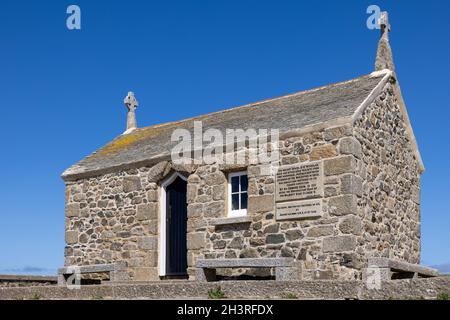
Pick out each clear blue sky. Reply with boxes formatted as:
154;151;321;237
1;0;449;275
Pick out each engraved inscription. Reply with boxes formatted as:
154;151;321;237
276;161;323;202
276;199;323;220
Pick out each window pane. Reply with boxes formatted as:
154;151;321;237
241;192;248;209
231;176;239;193
232;194;240;210
240;175;248;192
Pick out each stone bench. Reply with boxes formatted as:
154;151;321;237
363;258;439;281
195;258;300;282
58;262;129;286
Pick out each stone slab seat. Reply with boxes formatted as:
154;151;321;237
57;262;128;286
363;258;439;281
195;258;300;282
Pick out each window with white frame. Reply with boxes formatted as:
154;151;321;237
228;171;248;217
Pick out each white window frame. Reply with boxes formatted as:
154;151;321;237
228;171;248;218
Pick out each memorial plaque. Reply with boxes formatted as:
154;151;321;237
276;199;323;220
275;161;323;202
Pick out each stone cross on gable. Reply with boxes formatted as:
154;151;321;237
375;11;395;71
123;91;138;134
124;91;139;111
378;11;390;39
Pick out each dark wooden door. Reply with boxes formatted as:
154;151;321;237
165;176;188;276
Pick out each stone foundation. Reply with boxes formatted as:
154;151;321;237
0;277;449;300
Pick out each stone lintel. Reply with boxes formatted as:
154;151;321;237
211;216;252;226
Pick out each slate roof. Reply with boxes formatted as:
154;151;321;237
62;72;389;180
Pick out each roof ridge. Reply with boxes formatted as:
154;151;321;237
132;72;385;133
62;72;389;180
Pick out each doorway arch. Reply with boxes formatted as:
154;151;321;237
159;172;188;277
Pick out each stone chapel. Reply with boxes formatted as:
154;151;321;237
60;13;426;283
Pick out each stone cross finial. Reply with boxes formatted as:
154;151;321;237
123;91;138;134
378;11;390;39
375;11;395;71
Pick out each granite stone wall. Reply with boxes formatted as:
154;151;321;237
353;80;421;265
192;126;366;281
64;167;161;281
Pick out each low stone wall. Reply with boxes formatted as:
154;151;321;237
0;275;57;288
0;276;448;300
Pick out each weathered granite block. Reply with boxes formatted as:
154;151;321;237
136;203;158;221
205;172;225;186
187;184;197;203
187;203;203;218
323;236;356;252
338;215;362;235
138;236;157;250
323;125;352;141
147;161;168;182
143;251;157;267
239;248;259;258
123;176;142;192
187;233;205;250
203;202;224;218
274;266;301;281
266;234;285;244
341;174;363;197
128;257;144;267
147;190;158;202
66;203;80;217
324;155;355;176
307;226;334;237
285;229;303;241
248;195;274;213
133;267;158;281
212;185;225;200
339;137;362;159
65;231;78;244
328;195;357;216
309;145;337;161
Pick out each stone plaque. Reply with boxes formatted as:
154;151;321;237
276;161;323;202
276;199;323;220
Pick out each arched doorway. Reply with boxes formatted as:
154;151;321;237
159;173;188;277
